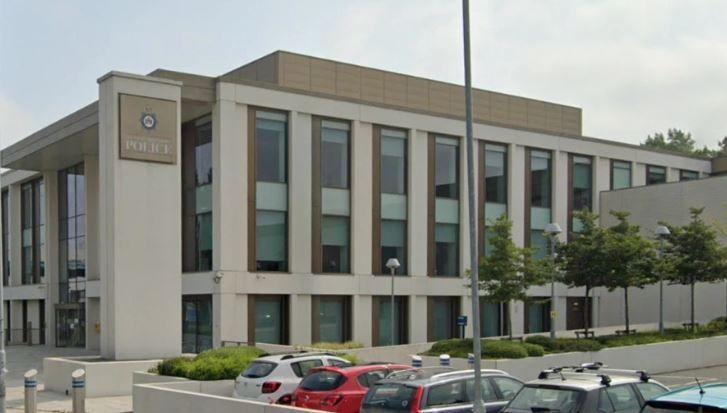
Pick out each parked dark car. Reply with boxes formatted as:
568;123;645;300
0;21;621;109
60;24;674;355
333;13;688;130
642;382;727;413
361;367;524;413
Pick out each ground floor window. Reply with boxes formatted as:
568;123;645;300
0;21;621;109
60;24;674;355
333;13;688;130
248;295;288;345
56;304;85;347
480;299;509;337
312;295;351;344
182;295;212;353
372;296;408;346
427;296;460;341
524;298;551;334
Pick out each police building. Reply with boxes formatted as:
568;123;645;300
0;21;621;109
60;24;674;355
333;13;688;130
1;51;725;360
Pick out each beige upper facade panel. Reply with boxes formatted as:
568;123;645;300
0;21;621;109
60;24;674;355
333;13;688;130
220;51;582;136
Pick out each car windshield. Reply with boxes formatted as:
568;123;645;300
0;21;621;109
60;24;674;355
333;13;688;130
242;361;276;378
363;383;418;411
299;371;346;391
505;386;582;413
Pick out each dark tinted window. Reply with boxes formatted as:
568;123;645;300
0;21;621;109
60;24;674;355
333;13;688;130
465;378;497;402
635;382;669;401
426;380;467;407
242;361;276;378
601;385;641;413
357;370;387;388
492;376;523;400
435;139;459;199
363;383;418;411
506;386;582;413
299;371;346;391
291;359;324;378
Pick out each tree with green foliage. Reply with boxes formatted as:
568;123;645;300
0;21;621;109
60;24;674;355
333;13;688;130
478;215;548;339
602;211;658;333
662;208;727;331
641;128;721;157
556;211;610;335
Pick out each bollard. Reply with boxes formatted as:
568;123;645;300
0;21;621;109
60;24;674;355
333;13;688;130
467;353;475;368
411;355;422;368
71;369;85;413
24;369;37;413
439;354;450;367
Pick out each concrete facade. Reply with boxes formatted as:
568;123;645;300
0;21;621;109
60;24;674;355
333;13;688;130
0;51;721;358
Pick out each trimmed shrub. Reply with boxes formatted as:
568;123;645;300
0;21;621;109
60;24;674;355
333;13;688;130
553;338;604;353
522;342;545;357
156;357;192;377
310;341;365;350
524;335;556;351
154;346;265;381
482;340;528;359
427;338;473;357
339;353;361;365
707;317;727;332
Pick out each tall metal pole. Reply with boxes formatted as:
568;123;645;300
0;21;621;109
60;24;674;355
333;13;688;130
462;2;484;413
390;266;396;346
550;236;557;340
658;237;665;336
0;195;6;413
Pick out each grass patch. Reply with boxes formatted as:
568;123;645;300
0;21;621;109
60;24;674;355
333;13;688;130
154;346;265;381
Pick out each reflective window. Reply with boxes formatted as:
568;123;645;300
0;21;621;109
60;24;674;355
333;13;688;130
435;223;458;276
182;295;212;353
612;161;632;190
322;216;349;273
525;298;551;333
59;165;84;303
492;376;523;400
315;296;350;343
435;138;459;198
572;156;592;233
480;299;508;337
375;296;407;346
435;137;460;276
21;180;44;285
253;295;287;345
680;170;699;181
647;165;667;185
381;220;406;274
1;191;9;286
529;150;552;258
255;111;288;272
484;144;508;257
381;132;406;194
321;121;350;189
182;116;213;272
430;297;458;341
379;130;407;275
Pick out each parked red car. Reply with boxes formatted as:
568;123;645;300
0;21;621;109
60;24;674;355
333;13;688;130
292;364;410;413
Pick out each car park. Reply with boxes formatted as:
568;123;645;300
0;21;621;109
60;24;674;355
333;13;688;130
361;367;524;413
233;352;352;404
502;364;669;413
292;363;411;413
642;382;727;412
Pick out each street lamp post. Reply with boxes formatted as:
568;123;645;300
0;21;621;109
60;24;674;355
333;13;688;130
655;225;670;336
385;258;401;346
544;223;562;340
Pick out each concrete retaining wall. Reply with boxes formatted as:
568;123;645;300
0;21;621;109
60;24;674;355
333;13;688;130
44;356;161;397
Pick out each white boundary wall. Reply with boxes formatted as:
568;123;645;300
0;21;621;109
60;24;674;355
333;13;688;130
44;356;160;397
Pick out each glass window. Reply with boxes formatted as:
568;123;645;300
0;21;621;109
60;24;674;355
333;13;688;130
363;383;418;411
321;216;349;273
435;223;459;276
376;296;407;346
431;297;457;341
317;296;349;343
635;382;669;401
466;378;498;403
604;385;641;413
58;165;85;304
491;376;523;400
243;361;277;378
182;295;212;353
358;370;388;388
573;156;592;212
254;295;286;345
485;144;507;204
531;150;551;208
256;210;287;272
321;121;350;189
182;116;213;272
381;132;406;194
612;161;632;190
299;371;346;391
480;300;508;337
381;220;406;275
426;380;467;407
291;359;324;378
21;180;44;285
525;298;551;333
508;386;582;413
435;138;459;199
1;191;9;286
647;165;667;185
256;112;287;183
680;170;699;181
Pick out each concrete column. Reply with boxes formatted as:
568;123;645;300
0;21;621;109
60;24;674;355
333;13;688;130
213;86;246;272
98;72;182;360
593;156;611;214
351;121;373;276
633;163;646;187
461;294;473;338
554;296;568;332
510;301;525;336
289;112;312;275
43;172;59;346
213;272;239;347
509;145;525;247
553;151;568;242
289;294;311;345
667;167;680;182
352;295;372;346
409;295;427;343
84;155;100;281
409;129;428;277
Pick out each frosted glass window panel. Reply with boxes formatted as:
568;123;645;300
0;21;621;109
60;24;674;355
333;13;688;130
319;298;345;343
435;142;459;199
530;207;551;230
322;188;350;216
196;213;213;257
572;217;585;233
256;210;287;262
612;161;632;189
256;116;287;183
255;297;283;344
381;136;406;194
381;220;405;247
322;120;350;131
196;184;212;214
436;198;459;224
256;182;288;212
322;216;349;246
435;223;459;276
381;194;406;220
484;202;507;223
322;127;349;189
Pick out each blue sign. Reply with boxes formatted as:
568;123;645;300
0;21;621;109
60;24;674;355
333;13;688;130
457;315;468;326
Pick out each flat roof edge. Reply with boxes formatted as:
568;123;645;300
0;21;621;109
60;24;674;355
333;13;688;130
97;70;183;86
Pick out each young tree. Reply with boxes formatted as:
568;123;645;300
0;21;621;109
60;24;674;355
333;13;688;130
602;211;658;333
556;211;609;334
478;215;547;339
663;208;727;331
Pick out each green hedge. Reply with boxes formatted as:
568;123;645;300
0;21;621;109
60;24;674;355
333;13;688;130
426;338;542;359
309;341;365;350
523;335;603;353
522;342;545;357
154;346;265;381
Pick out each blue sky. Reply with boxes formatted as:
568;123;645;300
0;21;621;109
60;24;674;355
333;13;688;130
2;0;726;150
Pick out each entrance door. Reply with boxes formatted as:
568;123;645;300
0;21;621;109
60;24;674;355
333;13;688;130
56;305;86;347
566;297;592;330
182;295;212;353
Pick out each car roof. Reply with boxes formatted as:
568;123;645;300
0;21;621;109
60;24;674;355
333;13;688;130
312;364;411;375
649;383;727;408
254;352;342;363
381;367;512;386
526;375;646;391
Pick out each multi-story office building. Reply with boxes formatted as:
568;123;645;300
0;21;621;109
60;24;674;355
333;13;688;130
0;51;719;359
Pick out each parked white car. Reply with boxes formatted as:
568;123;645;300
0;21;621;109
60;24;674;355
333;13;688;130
233;352;352;404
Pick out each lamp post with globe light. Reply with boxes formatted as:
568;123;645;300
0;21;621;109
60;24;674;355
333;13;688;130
385;258;401;346
655;225;671;335
544;222;563;339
